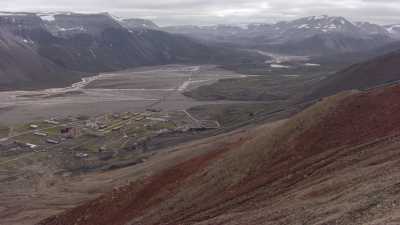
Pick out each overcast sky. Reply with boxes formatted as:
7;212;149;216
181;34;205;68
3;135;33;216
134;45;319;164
1;0;400;26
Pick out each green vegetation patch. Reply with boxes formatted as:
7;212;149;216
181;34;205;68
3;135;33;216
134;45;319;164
188;103;282;127
0;124;9;138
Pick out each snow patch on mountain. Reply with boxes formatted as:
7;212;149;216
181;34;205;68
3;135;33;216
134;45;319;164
270;64;290;68
298;24;310;29
304;63;321;67
108;14;124;22
57;26;86;32
310;15;328;20
38;12;75;22
386;25;400;34
40;15;55;21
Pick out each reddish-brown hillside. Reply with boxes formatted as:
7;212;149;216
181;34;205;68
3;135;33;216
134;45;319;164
38;85;400;225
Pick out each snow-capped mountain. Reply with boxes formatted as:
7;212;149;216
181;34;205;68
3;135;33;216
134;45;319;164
165;15;364;40
40;12;122;37
279;15;360;36
165;15;395;37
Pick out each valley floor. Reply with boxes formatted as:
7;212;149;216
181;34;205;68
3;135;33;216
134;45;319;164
0;118;257;225
0;62;329;225
0;64;289;225
0;64;252;125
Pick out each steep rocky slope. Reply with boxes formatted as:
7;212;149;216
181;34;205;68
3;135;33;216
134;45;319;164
0;29;82;90
36;13;218;73
38;84;400;225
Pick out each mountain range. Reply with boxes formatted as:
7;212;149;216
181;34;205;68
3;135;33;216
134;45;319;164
2;11;400;225
0;12;400;93
164;15;400;56
0;12;265;90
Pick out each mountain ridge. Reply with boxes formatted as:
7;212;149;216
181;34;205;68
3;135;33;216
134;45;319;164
164;15;398;56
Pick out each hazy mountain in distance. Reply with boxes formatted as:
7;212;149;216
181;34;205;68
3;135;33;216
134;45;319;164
164;15;396;56
121;18;159;30
355;21;390;35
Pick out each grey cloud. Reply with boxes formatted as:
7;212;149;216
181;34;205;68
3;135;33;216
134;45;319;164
0;0;399;25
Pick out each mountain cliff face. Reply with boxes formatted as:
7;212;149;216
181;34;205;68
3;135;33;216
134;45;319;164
0;13;83;90
37;83;400;225
0;30;82;90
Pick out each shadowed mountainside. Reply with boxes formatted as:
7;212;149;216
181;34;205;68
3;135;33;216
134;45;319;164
308;50;400;100
0;29;83;90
